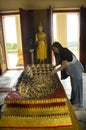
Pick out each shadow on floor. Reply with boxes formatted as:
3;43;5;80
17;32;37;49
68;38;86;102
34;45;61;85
74;108;86;130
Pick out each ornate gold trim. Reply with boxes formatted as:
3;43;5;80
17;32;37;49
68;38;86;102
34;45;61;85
4;105;70;116
5;98;67;104
0;115;72;127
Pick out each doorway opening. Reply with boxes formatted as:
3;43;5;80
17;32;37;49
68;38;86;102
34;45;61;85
2;15;24;69
53;12;79;65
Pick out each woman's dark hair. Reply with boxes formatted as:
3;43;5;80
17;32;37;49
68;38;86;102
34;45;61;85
52;41;73;64
51;41;63;53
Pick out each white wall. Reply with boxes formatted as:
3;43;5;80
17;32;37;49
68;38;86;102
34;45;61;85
0;0;86;11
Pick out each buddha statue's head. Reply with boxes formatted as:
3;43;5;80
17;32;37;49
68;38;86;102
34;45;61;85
38;22;43;32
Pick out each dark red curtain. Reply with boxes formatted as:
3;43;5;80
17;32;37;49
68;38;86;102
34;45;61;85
47;6;53;64
19;8;34;67
80;6;86;68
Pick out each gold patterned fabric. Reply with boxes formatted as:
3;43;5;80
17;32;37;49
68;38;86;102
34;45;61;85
16;64;58;98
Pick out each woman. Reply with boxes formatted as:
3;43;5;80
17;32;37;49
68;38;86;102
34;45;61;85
35;23;47;63
51;41;84;107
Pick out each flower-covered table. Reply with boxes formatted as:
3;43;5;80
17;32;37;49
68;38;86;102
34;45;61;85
0;64;81;130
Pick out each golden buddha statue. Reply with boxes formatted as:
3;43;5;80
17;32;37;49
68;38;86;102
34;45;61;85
35;23;47;63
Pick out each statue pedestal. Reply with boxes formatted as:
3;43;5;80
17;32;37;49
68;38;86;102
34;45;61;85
29;49;34;64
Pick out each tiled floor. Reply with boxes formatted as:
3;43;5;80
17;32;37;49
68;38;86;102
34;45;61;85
0;69;23;105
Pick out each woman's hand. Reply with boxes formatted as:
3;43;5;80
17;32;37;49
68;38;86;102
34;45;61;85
51;69;57;75
51;61;68;75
